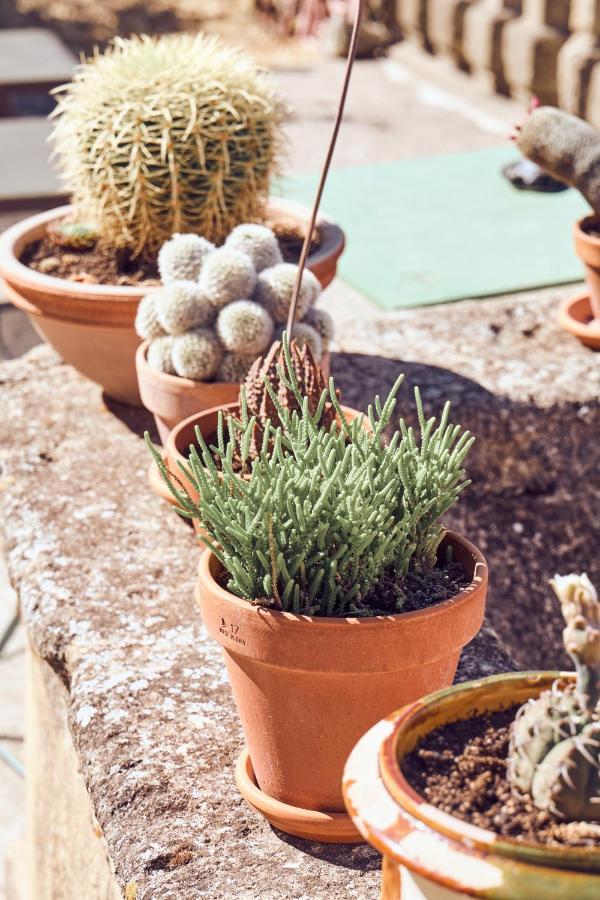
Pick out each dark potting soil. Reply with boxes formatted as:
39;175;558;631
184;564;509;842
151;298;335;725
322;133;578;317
20;220;321;286
216;559;469;618
402;707;600;848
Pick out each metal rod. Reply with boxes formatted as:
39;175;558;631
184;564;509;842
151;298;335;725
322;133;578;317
286;0;367;335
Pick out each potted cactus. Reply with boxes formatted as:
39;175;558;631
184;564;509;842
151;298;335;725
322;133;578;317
0;34;345;405
516;105;600;349
135;225;334;443
147;342;488;841
344;574;600;897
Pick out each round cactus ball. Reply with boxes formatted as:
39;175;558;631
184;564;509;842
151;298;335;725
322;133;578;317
225;223;283;273
217;351;258;384
302;306;334;347
254;263;320;324
171;329;222;381
146;335;176;374
135;291;166;340
199;247;257;311
216;300;274;355
288;322;323;362
158;233;215;284
154;281;214;335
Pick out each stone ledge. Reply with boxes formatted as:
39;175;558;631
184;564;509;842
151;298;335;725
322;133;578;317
0;345;515;900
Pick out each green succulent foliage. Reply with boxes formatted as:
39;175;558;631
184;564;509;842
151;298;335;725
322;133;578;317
508;574;600;820
146;336;473;617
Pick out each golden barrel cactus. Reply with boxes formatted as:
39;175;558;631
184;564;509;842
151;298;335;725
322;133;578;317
51;34;284;257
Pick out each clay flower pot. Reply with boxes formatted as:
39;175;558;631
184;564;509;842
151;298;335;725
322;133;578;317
196;532;487;842
139;342;331;447
0;201;345;406
344;671;600;899
557;293;600;351
573;216;600;320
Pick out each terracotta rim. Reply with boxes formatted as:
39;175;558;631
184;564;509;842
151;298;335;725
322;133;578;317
557;293;600;350
236;748;362;843
0;198;344;299
378;671;600;871
574;214;600;249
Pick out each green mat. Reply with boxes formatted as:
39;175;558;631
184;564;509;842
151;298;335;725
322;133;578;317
279;145;588;309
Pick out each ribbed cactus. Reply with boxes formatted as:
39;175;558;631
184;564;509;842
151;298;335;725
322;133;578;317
216;300;274;354
51;34;284;257
225;223;283;272
154;282;214;335
147;335;176;375
254;262;320;323
146;335;473;616
135;292;166;341
508;574;600;820
199;248;257;312
171;329;222;381
158;234;215;285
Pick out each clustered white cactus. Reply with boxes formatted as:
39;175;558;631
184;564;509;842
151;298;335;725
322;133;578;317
136;222;335;382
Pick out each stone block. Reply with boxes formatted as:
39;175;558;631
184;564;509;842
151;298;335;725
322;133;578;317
463;0;522;92
502;0;570;104
427;0;477;68
557;1;600;117
396;0;432;49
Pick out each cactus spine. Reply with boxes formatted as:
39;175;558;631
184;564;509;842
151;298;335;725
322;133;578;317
51;34;284;257
508;574;600;820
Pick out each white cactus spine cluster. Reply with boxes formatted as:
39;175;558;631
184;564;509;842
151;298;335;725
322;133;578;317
137;221;334;382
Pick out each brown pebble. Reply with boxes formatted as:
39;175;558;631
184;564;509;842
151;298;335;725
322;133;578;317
37;257;60;274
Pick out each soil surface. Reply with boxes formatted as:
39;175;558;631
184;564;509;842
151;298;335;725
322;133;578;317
216;559;468;617
20;220;320;286
402;706;600;848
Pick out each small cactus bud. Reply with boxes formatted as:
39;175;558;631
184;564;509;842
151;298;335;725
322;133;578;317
199;248;257;311
135;292;166;340
47;218;98;250
225;223;283;272
216;300;274;354
302;306;334;347
158;233;214;284
217;351;258;384
171;329;222;381
147;335;176;374
254;263;320;324
154;281;214;335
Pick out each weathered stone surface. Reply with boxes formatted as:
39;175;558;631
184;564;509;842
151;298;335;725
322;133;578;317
0;346;515;899
335;287;600;671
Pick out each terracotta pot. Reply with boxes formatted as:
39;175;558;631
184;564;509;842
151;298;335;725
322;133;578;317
574;216;600;321
0;201;345;407
557;293;600;351
196;532;487;842
344;671;600;899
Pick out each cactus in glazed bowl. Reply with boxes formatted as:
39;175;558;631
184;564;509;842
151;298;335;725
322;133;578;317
51;33;284;257
508;574;600;820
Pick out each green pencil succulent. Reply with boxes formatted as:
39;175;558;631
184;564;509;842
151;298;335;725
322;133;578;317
51;33;284;258
146;335;473;617
508;574;600;820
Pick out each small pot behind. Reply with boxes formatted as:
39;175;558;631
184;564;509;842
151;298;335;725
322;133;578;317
196;532;487;842
573;216;600;321
344;672;600;899
557;293;600;351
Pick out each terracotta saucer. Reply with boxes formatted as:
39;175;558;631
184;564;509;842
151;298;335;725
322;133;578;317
235;748;362;844
558;293;600;350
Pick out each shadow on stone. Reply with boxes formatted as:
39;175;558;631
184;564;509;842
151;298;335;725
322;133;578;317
273;829;381;871
103;394;159;444
0;305;41;361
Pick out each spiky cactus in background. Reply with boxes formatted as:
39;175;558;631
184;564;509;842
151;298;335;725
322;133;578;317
217;352;258;384
216;300;274;354
158;234;215;285
508;574;600;820
516;107;600;214
147;335;176;375
135;293;166;341
225;223;283;272
51;34;284;257
303;306;334;347
255;263;320;323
